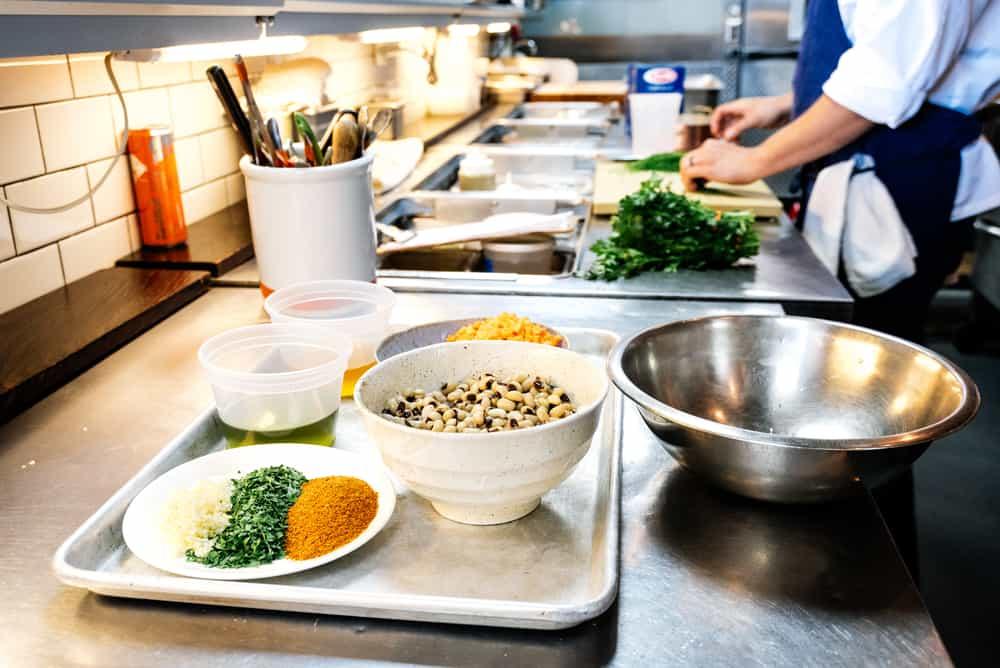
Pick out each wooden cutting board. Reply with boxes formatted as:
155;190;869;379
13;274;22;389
529;81;628;104
593;160;783;218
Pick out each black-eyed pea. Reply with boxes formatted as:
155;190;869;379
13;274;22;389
537;406;550;423
496;397;516;411
446;417;458;427
548;393;562;406
487;407;506;419
550;403;569;419
442;408;456;421
524;393;535;408
431;420;445;432
507;411;523;423
504;390;524;403
444;425;458;433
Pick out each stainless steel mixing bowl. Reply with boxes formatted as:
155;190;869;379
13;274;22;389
608;315;980;503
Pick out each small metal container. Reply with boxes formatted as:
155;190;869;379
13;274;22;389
972;218;1000;309
677;111;712;150
483;234;556;274
609;315;980;503
684;74;722;110
368;99;406;140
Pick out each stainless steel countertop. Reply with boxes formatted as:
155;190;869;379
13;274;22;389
0;287;946;667
220;127;852;319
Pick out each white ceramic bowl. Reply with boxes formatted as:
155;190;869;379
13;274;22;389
354;341;609;525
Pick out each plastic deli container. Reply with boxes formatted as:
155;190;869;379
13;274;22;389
483;234;555;274
458;151;497;191
198;323;352;448
264;280;396;397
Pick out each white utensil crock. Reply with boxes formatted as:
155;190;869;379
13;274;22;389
240;153;377;295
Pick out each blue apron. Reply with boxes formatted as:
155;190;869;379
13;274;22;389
793;0;980;261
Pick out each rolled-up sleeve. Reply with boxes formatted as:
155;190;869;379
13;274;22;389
822;0;975;128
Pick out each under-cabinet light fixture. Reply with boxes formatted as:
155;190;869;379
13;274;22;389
447;24;482;37
359;27;428;44
115;35;307;63
487;22;513;34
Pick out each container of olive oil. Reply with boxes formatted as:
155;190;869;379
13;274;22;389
264;280;396;398
199;323;352;448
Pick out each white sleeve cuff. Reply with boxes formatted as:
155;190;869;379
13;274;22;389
822;45;927;129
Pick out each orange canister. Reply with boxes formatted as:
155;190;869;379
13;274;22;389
127;126;187;247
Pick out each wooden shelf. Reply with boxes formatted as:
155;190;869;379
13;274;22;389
0;268;209;422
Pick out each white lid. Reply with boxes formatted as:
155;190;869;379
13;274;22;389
482;234;555;253
264;280;395;332
459;150;495;177
264;280;396;368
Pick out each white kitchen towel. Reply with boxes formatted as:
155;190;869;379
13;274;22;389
802;154;917;298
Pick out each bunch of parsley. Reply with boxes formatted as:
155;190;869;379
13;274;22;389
586;178;759;280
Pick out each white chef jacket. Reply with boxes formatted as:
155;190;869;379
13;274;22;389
821;0;1000;221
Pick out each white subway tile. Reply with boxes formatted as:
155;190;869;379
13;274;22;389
0;203;14;260
7;168;94;252
0;55;73;107
0;245;64;314
169;81;226;138
326;59;377;103
36;96;117;171
124;213;141;251
174;135;204;192
199;127;242;181
304;36;372;64
181;179;227;224
137;61;192;88
113;88;172;133
86;155;135;223
225;173;246;205
58;215;131;283
68;53;140;97
0;107;44;185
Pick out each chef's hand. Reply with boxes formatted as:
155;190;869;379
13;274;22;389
680;139;765;190
710;93;793;141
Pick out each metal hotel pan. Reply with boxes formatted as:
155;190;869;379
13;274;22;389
53;328;622;630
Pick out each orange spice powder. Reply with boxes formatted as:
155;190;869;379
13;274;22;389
285;476;378;561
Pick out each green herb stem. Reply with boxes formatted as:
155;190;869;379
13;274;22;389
586;178;759;280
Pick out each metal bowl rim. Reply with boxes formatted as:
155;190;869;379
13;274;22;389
607;314;981;452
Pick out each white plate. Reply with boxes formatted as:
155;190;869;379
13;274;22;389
122;444;396;580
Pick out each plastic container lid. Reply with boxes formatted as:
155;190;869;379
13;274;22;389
264;280;396;368
198;323;353;395
459;150;496;177
482;234;556;254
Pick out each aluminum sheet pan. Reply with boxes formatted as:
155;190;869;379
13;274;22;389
53;328;622;630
